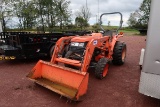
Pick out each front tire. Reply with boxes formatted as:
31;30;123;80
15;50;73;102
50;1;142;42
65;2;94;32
95;58;109;79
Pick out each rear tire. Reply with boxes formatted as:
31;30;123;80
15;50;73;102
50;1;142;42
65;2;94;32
112;41;126;65
95;58;109;79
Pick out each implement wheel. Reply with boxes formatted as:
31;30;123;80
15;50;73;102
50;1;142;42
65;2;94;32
95;58;109;79
49;45;55;58
112;41;126;65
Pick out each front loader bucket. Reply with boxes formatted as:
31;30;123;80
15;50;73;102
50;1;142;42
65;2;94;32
27;60;89;101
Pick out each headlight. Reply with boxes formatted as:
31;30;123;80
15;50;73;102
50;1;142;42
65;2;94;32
79;43;84;47
71;42;85;47
71;42;79;46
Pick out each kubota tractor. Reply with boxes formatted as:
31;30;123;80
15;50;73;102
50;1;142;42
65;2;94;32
27;12;127;101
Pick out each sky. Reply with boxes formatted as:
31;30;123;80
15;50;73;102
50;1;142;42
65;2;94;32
69;0;143;26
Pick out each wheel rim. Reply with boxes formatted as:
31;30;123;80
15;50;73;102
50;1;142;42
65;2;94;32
103;64;109;77
122;46;126;62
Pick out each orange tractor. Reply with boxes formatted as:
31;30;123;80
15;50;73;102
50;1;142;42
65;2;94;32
27;12;126;101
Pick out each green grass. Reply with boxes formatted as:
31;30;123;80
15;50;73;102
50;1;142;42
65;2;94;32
7;25;141;35
120;29;140;35
101;26;141;35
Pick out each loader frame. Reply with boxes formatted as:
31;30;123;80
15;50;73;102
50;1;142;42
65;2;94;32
51;34;123;73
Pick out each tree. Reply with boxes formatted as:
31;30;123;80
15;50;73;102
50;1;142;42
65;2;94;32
37;0;43;30
127;13;137;27
76;6;91;22
13;0;38;30
128;0;151;29
0;0;75;31
137;0;151;29
22;1;38;29
75;6;91;29
45;0;56;29
54;0;71;29
12;0;71;31
92;23;100;31
0;0;13;31
75;17;88;30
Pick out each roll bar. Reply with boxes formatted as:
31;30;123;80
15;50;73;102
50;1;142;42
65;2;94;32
99;12;123;34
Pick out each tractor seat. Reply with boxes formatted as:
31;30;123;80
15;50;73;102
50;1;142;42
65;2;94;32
103;30;113;36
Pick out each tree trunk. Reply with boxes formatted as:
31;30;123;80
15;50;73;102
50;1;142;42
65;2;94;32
39;3;45;33
60;18;62;29
2;17;6;32
51;15;54;28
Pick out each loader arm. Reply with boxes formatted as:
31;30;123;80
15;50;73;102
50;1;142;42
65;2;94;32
81;36;110;72
51;36;73;63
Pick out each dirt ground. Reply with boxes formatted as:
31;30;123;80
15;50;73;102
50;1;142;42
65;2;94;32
0;34;160;107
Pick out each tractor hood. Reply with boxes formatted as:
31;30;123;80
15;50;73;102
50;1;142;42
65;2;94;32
71;33;103;42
